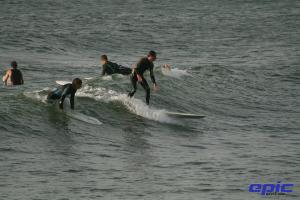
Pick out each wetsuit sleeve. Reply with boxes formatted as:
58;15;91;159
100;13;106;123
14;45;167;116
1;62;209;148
150;64;156;84
101;65;106;76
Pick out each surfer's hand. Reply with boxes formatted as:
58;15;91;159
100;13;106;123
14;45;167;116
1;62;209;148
153;83;158;92
137;74;142;82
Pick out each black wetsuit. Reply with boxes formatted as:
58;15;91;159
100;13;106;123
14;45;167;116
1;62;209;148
47;84;77;109
102;61;132;76
128;57;156;105
11;69;23;85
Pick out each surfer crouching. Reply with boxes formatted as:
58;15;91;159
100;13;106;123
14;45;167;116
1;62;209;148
47;78;82;110
100;55;132;76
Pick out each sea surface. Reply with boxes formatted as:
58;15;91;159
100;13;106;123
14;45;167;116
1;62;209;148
0;0;299;199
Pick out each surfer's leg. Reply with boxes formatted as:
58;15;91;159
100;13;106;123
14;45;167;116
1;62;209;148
140;77;150;105
128;73;137;97
47;91;60;100
46;91;61;105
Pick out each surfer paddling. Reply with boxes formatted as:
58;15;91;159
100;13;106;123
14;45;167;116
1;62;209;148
47;78;82;110
100;55;132;76
162;64;172;71
2;61;24;86
128;50;158;105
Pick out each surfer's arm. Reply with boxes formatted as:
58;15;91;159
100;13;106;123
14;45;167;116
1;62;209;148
59;95;66;109
59;86;69;109
2;70;11;85
20;71;24;84
70;93;75;110
101;65;106;76
150;66;156;85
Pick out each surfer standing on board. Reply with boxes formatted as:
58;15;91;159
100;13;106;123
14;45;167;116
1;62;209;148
100;55;132;76
2;61;24;86
128;50;158;105
47;78;82;110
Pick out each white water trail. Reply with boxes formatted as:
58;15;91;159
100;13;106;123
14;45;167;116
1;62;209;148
77;85;174;123
23;88;103;125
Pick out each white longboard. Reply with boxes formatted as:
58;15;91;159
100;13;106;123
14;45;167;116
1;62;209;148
84;77;94;80
165;111;205;119
56;80;71;85
56;78;94;86
66;111;102;125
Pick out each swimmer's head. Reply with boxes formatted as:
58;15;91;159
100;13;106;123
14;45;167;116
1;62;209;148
148;50;157;62
100;55;108;65
72;78;82;89
11;61;18;69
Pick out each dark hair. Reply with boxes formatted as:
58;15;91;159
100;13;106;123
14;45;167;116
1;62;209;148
148;50;157;58
101;55;108;61
72;78;82;86
11;61;18;68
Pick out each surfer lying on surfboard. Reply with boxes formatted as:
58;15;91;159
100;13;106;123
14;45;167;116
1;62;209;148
100;55;132;76
47;78;82;110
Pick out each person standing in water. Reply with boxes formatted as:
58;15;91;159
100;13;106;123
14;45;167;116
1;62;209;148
47;78;82;110
100;55;132;76
2;61;24;86
128;50;158;105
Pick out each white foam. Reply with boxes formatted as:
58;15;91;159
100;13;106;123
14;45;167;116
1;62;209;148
24;88;103;125
23;88;50;103
77;85;174;123
111;94;173;123
101;74;126;81
101;76;113;81
161;67;191;78
24;86;175;123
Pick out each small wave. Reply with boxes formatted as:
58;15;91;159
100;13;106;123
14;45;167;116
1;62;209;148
100;74;127;81
23;88;51;103
102;76;113;81
77;85;174;123
24;86;174;123
111;94;173;123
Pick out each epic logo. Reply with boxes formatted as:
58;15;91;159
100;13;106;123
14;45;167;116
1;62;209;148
249;181;294;195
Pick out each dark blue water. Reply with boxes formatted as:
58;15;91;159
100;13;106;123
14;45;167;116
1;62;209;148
0;0;299;199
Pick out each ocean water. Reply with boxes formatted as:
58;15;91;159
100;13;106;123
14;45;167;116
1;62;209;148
0;0;299;199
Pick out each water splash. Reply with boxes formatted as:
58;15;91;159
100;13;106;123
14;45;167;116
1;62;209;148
77;85;174;123
161;67;191;78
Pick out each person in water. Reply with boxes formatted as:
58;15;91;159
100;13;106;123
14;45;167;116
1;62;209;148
2;61;24;86
162;64;172;71
100;55;132;76
128;50;158;105
47;78;82;110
